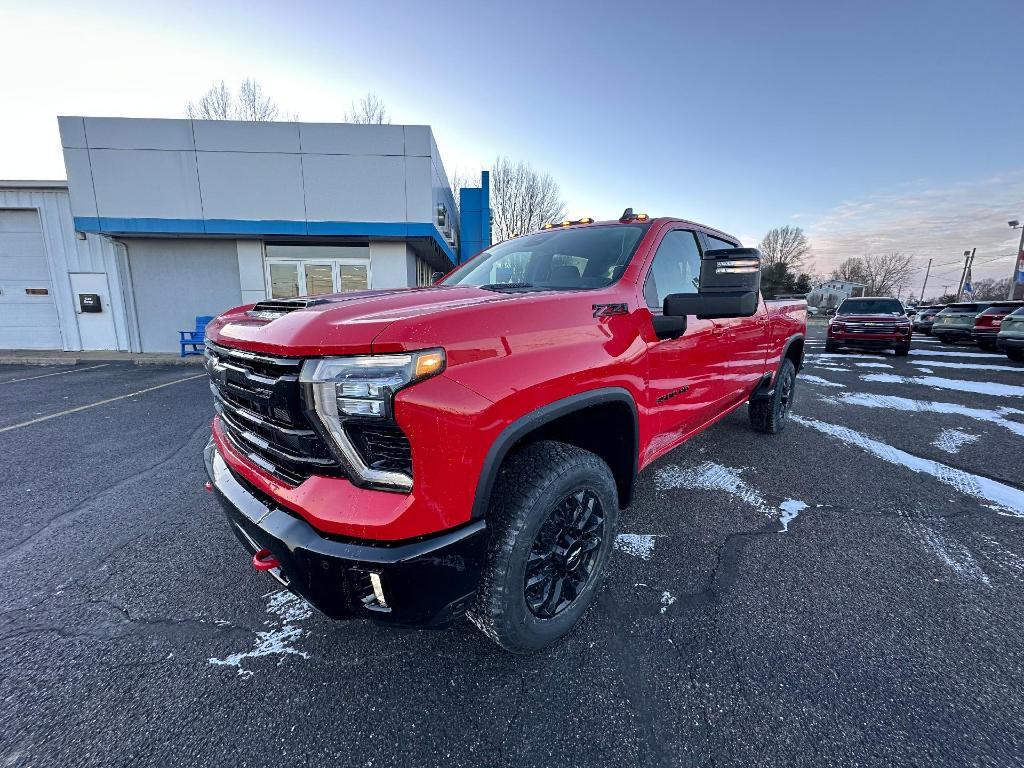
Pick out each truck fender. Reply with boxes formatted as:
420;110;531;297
750;333;805;401
470;387;640;518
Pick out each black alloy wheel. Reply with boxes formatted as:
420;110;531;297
524;489;605;619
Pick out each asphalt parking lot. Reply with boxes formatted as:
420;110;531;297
1;325;1023;768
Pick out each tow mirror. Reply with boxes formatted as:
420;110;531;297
664;247;761;319
430;271;445;284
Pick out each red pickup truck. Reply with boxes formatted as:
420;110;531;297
203;212;806;652
825;297;912;355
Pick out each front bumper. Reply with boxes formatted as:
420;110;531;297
204;441;487;627
933;327;972;341
828;333;908;349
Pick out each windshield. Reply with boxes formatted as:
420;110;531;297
836;298;905;316
442;224;649;291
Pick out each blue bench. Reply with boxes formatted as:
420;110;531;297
179;315;214;357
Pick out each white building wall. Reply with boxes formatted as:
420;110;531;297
0;184;129;351
368;242;417;289
236;241;266;305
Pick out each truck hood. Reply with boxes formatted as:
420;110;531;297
206;286;533;357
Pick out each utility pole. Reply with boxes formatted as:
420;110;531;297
919;258;932;304
956;248;975;300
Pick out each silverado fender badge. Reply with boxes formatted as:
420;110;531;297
592;303;628;318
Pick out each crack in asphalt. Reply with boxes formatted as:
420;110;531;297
0;420;210;565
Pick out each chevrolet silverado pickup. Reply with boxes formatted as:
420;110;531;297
825;297;912;355
203;211;806;652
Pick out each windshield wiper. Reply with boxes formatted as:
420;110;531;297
477;282;538;292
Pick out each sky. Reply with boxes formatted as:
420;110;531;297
1;0;1022;292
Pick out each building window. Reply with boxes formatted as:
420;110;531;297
264;244;370;298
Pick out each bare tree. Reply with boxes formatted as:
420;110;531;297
758;225;811;270
236;78;280;121
858;251;915;296
970;276;1012;300
345;92;390;125
489;156;566;241
830;257;869;284
186;81;233;120
185;79;289;121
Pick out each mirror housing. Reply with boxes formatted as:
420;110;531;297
664;247;761;319
430;271;446;285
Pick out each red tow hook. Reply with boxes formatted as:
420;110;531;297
203;481;213;492
252;549;280;571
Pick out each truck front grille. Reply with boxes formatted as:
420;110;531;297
206;341;343;486
845;322;897;333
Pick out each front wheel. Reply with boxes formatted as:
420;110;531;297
749;357;797;434
468;441;618;653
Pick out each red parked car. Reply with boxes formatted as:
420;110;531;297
203;212;806;652
825;297;912;355
972;301;1024;351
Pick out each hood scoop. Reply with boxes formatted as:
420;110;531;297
246;297;333;320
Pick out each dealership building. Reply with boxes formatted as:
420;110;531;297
0;117;489;353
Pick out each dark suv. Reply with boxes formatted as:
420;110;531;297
912;304;945;335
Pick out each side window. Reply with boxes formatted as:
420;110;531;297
706;235;737;250
643;230;702;312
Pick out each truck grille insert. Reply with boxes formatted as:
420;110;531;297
206;341;343;486
844;322;897;333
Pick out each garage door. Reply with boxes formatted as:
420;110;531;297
0;209;61;349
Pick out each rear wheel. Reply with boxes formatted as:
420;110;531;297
468;441;618;653
1007;347;1024;362
749;358;796;434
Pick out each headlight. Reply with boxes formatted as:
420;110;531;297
300;349;445;491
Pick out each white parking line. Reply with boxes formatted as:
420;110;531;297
0;374;205;434
0;363;110;385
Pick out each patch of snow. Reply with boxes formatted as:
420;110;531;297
916;367;934;373
778;499;808;533
861;373;1024;398
656;462;772;515
912;524;991;586
908;349;1007;359
854;362;893;369
800;374;845;388
932;428;980;454
910;359;1023;372
791;415;1024;517
832;392;1024;439
209;591;313;677
977;535;1024;579
614;534;658;560
660;591;676;614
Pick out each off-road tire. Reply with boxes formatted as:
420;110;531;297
1006;347;1024;362
468;441;618;653
749;358;796;434
894;344;910;356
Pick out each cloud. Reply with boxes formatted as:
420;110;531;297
804;173;1024;282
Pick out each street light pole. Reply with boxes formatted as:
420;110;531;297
1009;221;1024;300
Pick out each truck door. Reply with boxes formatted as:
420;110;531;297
641;228;736;455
